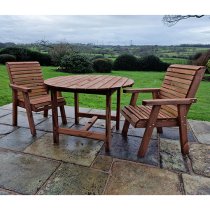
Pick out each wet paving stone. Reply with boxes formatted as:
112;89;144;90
0;149;60;194
24;133;103;167
104;161;182;195
160;138;188;172
160;127;196;142
0;109;11;118
36;117;74;132
0;128;45;151
100;133;159;166
189;120;210;144
38;163;108;195
0;103;25;112
182;174;210;195
80;118;116;129
112;120;158;139
0;103;13;110
0;124;17;135
92;155;113;172
47;106;91;118
0;112;48;128
189;144;210;177
79;109;117;129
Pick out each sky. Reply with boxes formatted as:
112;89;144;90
1;15;210;45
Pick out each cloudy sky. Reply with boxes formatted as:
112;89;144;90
1;15;210;45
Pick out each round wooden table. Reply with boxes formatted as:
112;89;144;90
44;75;134;151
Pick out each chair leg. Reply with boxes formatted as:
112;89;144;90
22;93;36;136
122;119;130;136
12;102;18;126
138;105;161;157
138;125;155;157
43;108;48;118
12;90;18;126
157;127;163;134
178;105;189;155
60;105;67;125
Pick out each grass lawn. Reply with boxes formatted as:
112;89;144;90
0;65;210;121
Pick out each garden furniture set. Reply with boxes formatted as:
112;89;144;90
6;61;206;157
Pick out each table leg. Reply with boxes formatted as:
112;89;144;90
74;92;79;124
116;88;121;130
51;89;59;144
105;92;112;152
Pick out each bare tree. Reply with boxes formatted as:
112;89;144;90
191;50;210;73
162;15;204;26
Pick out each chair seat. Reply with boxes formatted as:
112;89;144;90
19;94;65;109
121;105;177;127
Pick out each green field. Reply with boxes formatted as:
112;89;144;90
0;65;210;121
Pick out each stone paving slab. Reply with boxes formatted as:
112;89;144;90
0;104;91;118
36;116;74;132
0;188;19;195
160;127;196;142
0;124;17;135
38;163;108;195
1;104;210;195
80;118;116;129
0;149;60;194
47;106;91;118
104;160;182;195
0;128;45;151
160;138;188;172
0;103;25;112
100;133;159;166
182;174;210;195
79;109;124;129
112;120;158;139
24;133;103;167
189;143;210;177
0;108;12;118
0;112;48;128
91;155;113;172
189;120;210;144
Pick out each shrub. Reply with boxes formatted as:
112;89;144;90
113;54;138;70
138;55;169;71
0;47;51;66
60;54;93;73
93;58;112;73
91;55;104;61
0;54;16;64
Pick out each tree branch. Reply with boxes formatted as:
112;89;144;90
162;15;204;26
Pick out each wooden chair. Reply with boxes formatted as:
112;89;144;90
121;64;206;157
6;61;67;136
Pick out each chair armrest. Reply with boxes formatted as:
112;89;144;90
10;84;32;93
123;88;160;94
142;98;197;106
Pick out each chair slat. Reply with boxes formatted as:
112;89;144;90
7;62;47;102
166;71;194;80
167;67;196;75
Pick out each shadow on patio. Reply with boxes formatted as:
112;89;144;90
0;103;210;195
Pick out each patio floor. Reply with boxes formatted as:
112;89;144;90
0;103;210;195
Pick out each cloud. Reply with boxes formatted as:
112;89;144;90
0;15;210;45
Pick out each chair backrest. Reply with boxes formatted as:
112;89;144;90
6;61;47;100
159;64;206;116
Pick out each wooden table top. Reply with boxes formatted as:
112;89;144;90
44;75;134;91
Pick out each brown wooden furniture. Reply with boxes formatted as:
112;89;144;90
6;61;67;136
44;75;134;151
121;64;206;157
